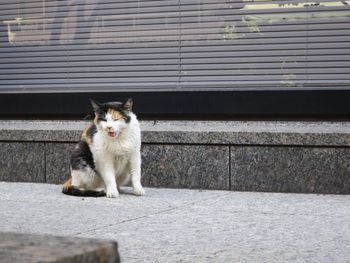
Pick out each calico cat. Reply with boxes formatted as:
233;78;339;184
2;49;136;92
62;98;145;198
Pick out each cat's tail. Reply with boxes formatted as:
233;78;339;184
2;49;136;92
62;178;106;197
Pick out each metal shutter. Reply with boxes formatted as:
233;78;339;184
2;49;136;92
0;0;349;93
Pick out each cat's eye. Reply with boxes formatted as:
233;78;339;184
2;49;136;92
98;117;107;122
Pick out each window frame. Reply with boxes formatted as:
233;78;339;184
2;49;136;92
0;90;349;120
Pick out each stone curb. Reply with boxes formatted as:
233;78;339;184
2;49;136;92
1;120;350;146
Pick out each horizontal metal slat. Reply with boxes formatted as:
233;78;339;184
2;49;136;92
0;7;180;21
0;70;178;80
0;65;178;74
0;41;178;53
0;47;178;58
180;49;350;58
1;20;180;36
181;50;307;58
1;37;348;53
0;80;178;92
181;42;349;53
181;55;350;64
179;21;350;32
0;76;179;85
0;52;179;64
181;61;350;70
181;75;350;81
0;59;179;69
0;0;180;13
3;61;349;72
180;68;350;76
180;35;350;46
182;74;350;80
179;80;350;89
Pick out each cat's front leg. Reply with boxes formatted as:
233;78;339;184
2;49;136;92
97;160;119;198
129;151;145;196
104;171;119;198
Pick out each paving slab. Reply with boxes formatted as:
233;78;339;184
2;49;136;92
0;182;349;262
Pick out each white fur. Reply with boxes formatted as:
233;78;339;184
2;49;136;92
71;112;145;198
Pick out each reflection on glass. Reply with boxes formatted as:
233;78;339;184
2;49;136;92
241;1;350;25
0;0;349;91
3;17;52;45
3;1;350;45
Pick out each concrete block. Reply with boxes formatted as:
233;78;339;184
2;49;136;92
141;144;230;190
0;142;45;183
0;232;120;263
231;146;350;194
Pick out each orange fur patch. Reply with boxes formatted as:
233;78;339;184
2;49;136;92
62;178;72;192
108;109;124;121
81;125;93;145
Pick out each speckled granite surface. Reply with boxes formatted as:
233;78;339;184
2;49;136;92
141;121;350;146
0;121;85;142
1;120;350;146
45;143;75;184
0;142;45;183
231;146;350;194
141;144;230;190
42;143;231;189
0;120;350;194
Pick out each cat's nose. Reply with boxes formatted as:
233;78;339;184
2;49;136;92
106;126;112;130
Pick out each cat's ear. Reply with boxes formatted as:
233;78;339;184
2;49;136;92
122;98;133;111
90;99;101;112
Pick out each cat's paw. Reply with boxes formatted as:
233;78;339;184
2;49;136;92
106;189;119;198
133;187;145;196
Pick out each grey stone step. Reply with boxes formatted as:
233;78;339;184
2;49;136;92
0;232;120;263
0;120;350;194
1;120;350;146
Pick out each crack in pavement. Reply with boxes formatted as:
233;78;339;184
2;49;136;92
74;192;231;236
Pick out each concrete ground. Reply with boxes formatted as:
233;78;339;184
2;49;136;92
0;182;349;263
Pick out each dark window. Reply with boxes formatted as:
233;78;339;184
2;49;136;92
0;1;350;118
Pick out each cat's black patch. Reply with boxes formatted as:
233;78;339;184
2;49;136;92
70;140;95;171
113;107;131;123
103;102;123;111
124;114;131;123
94;110;107;122
117;109;130;123
91;99;131;123
83;114;93;120
86;124;97;139
62;186;106;197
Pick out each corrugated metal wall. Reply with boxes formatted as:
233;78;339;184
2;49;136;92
0;0;349;93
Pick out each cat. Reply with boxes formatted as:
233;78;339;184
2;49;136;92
62;98;145;198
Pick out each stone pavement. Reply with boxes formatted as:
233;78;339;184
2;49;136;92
0;182;349;262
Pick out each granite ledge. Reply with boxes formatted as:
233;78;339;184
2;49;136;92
0;120;350;146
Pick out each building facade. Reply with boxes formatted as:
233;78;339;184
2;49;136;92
1;0;350;118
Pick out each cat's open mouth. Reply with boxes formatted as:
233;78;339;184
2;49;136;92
107;131;117;138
